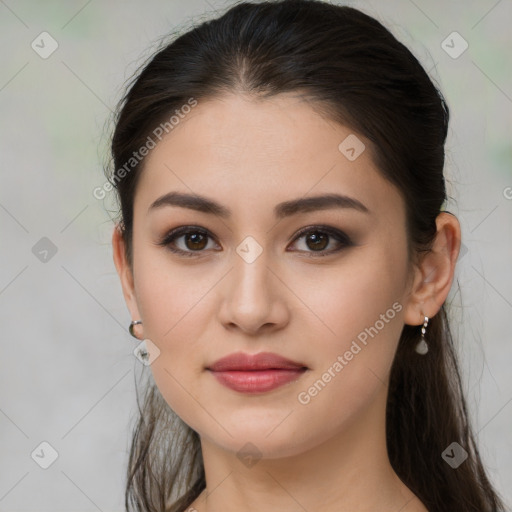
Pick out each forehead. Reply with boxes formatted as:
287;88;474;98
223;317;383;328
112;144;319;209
135;93;404;222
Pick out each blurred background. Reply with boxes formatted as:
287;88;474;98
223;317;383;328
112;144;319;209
0;0;511;510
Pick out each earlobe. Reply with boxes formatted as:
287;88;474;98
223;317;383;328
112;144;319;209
403;212;461;326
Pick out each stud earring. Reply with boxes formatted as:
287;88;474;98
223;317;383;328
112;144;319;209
415;316;429;355
129;320;143;339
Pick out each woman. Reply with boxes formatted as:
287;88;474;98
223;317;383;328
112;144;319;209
107;1;507;510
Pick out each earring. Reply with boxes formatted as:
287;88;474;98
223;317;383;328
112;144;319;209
415;316;429;355
129;320;143;339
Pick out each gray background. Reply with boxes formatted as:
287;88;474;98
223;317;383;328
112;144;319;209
1;0;511;510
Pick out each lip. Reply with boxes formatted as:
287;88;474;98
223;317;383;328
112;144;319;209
207;351;308;394
208;351;306;372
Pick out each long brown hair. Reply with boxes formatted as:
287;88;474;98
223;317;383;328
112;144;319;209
105;1;507;510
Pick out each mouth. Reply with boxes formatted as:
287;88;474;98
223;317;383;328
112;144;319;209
207;368;308;393
206;351;308;393
207;351;307;372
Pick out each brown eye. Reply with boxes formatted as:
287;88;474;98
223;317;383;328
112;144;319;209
184;232;208;250
304;231;329;251
158;226;219;257
289;226;352;257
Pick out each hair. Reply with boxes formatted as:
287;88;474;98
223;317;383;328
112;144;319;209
105;1;507;511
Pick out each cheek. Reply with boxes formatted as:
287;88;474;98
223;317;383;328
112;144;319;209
133;238;207;332
292;267;405;446
132;253;211;377
134;263;211;426
297;245;408;402
303;246;407;343
128;235;217;426
304;288;403;393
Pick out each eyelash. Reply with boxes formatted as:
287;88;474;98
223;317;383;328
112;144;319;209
157;225;353;258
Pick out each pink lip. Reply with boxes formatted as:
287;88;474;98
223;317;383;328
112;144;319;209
207;352;308;393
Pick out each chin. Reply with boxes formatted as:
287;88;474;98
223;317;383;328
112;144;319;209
196;419;324;461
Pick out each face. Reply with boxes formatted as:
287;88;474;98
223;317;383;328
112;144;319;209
119;92;415;458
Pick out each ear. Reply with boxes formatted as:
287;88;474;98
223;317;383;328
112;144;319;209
403;212;461;326
112;223;143;335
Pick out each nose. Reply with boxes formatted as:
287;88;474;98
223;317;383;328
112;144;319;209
217;250;290;336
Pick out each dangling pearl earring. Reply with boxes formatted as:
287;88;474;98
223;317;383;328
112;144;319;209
415;316;429;355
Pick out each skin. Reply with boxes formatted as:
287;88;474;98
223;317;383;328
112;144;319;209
112;92;461;512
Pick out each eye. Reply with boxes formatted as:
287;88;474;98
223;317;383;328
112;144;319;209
288;226;352;257
157;226;219;257
157;225;352;258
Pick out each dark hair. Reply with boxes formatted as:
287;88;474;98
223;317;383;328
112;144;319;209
105;1;507;511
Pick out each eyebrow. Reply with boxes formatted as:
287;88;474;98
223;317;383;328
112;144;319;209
148;191;370;219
